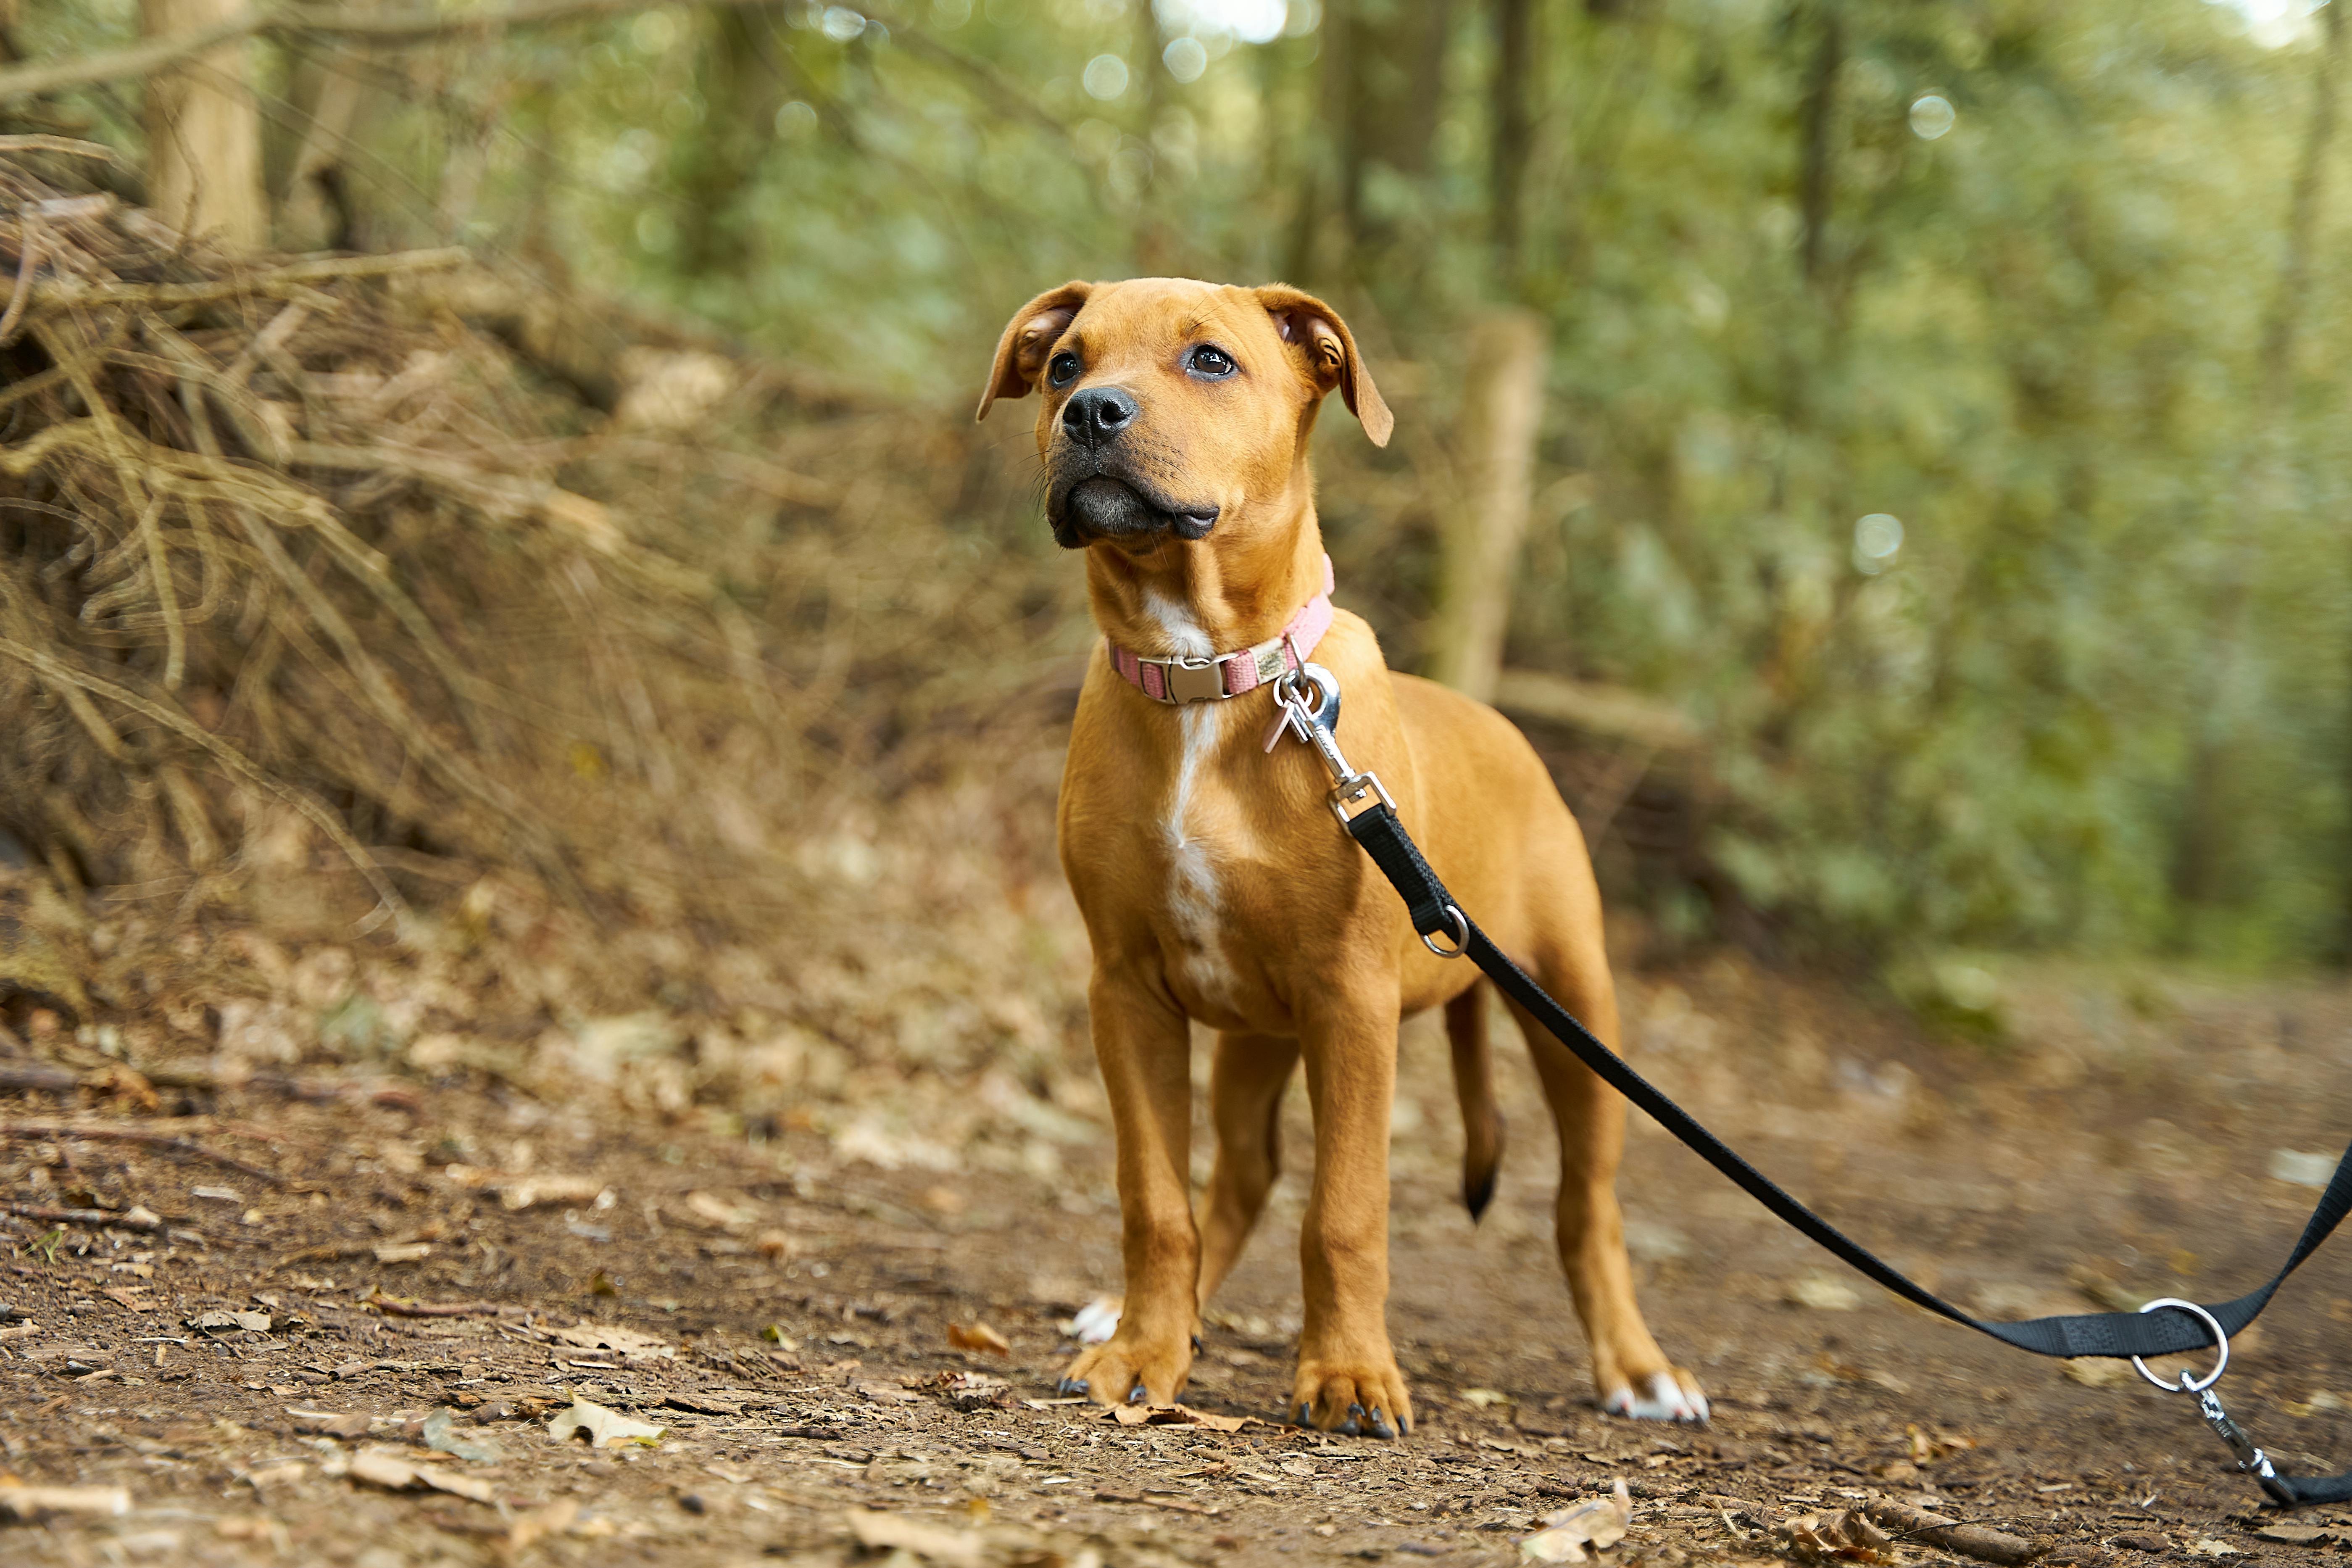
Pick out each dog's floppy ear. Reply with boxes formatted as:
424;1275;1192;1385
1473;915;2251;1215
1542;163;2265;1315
1254;285;1393;448
976;282;1092;422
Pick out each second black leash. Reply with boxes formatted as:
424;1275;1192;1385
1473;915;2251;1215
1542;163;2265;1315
1264;659;2352;1507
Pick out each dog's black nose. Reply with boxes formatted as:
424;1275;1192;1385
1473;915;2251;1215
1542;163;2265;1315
1062;386;1139;448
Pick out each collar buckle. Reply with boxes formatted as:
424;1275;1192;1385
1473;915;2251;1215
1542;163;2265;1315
1163;656;1228;704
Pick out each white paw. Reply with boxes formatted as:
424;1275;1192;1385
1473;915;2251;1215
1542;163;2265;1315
1601;1370;1709;1423
1065;1296;1122;1344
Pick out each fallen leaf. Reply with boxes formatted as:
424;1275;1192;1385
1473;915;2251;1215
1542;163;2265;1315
845;1507;985;1568
545;1394;665;1448
0;1483;131;1520
372;1242;432;1264
2062;1359;2131;1387
421;1408;498;1463
346;1448;421;1490
1785;1277;1861;1311
1520;1478;1633;1563
1462;1388;1514;1408
2269;1150;2339;1188
190;1310;271;1334
947;1321;1011;1355
346;1445;499;1504
1866;1499;2035;1565
2255;1526;2335;1547
2186;1543;2246;1559
1102;1402;1258;1432
550;1323;674;1360
287;1407;374;1439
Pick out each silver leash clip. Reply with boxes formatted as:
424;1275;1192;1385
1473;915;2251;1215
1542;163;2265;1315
2132;1298;2296;1506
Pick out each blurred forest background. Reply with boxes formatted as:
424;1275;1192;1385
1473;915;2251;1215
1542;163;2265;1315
2;0;2349;1003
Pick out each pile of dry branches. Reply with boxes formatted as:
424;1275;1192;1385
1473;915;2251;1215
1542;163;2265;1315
0;143;1073;944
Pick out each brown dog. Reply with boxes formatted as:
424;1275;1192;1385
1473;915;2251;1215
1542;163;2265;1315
977;278;1706;1434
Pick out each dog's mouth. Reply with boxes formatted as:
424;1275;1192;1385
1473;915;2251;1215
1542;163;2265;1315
1047;474;1219;550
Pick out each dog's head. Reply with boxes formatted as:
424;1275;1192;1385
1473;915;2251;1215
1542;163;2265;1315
975;278;1391;552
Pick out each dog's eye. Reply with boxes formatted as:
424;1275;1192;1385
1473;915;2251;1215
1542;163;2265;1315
1188;345;1238;379
1048;351;1082;387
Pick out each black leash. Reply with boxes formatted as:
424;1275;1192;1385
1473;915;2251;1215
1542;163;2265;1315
1264;658;2352;1506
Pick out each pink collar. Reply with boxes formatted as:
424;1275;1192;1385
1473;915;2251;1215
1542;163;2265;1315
1106;556;1335;705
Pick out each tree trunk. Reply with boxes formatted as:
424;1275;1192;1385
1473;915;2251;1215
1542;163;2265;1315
1338;0;1452;261
279;46;367;251
1429;308;1549;703
1490;0;1534;291
673;4;787;278
2176;0;2344;921
1795;0;1841;289
141;0;268;249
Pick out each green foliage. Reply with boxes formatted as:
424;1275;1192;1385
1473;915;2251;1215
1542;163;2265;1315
25;0;2352;965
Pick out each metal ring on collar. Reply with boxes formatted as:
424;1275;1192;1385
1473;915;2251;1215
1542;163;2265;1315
1275;664;1331;713
1421;904;1469;960
2131;1297;2229;1393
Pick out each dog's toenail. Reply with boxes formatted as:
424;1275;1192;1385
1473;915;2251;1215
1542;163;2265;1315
1129;1383;1148;1404
1059;1378;1089;1397
1296;1403;1312;1426
1338;1416;1361;1436
1369;1407;1395;1440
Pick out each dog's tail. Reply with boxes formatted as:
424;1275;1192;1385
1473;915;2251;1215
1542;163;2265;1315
1444;983;1507;1220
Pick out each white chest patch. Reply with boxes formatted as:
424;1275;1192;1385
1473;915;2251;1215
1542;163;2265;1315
1142;590;1238;1008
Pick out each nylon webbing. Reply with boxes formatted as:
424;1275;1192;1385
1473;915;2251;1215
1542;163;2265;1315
1342;800;2352;1501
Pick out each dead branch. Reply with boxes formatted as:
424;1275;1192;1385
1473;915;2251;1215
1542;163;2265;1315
1;1201;166;1232
0;1121;286;1185
0;0;785;103
29;246;466;309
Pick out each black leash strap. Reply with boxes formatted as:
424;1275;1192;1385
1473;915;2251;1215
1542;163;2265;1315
1346;799;2352;1505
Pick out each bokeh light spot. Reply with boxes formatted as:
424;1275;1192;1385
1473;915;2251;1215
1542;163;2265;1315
1163;36;1208;82
1853;513;1904;574
1910;94;1955;140
1083;53;1130;100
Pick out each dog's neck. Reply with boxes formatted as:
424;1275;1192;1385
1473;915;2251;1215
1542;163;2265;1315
1083;486;1327;662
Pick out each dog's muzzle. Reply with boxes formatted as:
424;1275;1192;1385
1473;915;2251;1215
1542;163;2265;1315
1047;472;1218;549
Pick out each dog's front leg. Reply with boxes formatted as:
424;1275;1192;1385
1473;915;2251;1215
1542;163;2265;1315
1060;968;1198;1407
1293;980;1412;1437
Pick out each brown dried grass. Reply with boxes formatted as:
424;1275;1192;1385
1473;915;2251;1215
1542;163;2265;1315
0;148;1086;950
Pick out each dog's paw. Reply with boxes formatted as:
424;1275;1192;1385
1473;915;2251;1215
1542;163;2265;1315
1290;1357;1412;1439
1600;1368;1709;1424
1059;1328;1189;1409
1067;1296;1121;1345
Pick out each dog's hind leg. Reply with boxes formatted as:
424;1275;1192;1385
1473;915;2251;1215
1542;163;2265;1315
1196;1031;1299;1310
1499;912;1708;1423
1444;983;1506;1220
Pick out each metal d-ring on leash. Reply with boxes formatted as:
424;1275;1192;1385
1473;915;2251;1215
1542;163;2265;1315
2132;1299;2296;1506
1263;656;2352;1507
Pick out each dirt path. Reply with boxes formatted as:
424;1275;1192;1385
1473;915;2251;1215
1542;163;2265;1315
2;955;2349;1567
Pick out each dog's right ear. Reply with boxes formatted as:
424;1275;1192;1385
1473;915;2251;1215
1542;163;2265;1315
976;282;1092;422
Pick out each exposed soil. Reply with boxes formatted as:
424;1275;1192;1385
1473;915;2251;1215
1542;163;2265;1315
3;952;2349;1568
